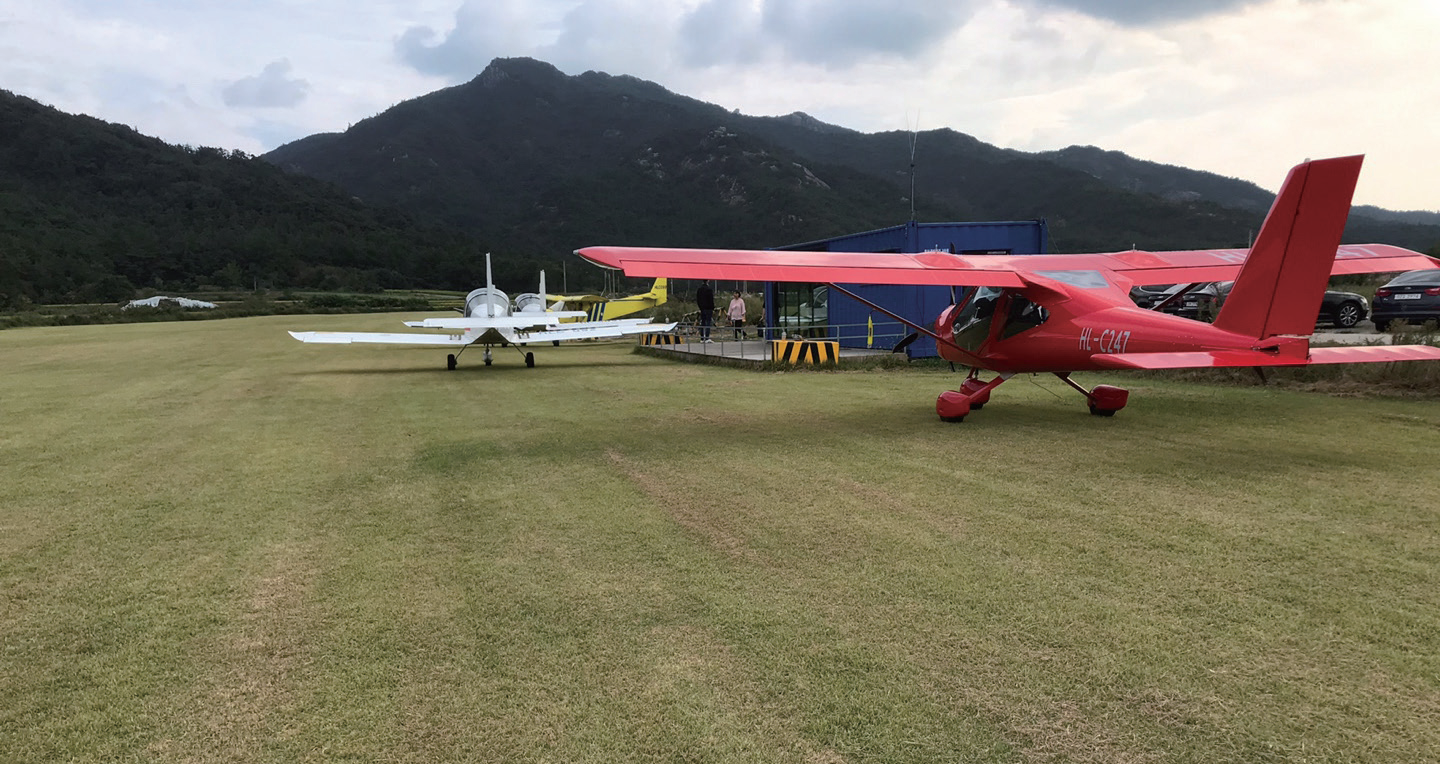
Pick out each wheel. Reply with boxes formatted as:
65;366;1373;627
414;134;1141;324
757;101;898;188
525;352;535;368
446;354;457;371
553;340;560;346
1334;301;1361;328
1088;404;1116;417
935;391;971;422
484;358;492;366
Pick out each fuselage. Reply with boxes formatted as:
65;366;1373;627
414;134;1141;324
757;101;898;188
936;277;1282;373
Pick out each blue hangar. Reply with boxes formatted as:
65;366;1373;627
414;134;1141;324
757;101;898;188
764;219;1048;358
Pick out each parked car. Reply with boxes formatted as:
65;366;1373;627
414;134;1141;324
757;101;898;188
1128;283;1219;320
1128;284;1173;310
1131;282;1369;327
1211;282;1369;328
1370;270;1440;330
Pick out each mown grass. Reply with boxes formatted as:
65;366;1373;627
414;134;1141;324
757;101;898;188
2;313;1439;763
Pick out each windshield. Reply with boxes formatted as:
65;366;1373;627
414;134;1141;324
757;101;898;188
950;287;1049;350
950;287;1002;353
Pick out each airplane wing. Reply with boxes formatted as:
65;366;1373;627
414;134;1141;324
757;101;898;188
288;330;473;346
577;244;1438;287
546;293;602;304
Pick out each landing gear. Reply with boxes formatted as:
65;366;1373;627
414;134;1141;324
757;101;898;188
525;351;535;368
935;371;1129;421
959;375;993;410
1055;373;1128;417
483;348;493;366
447;354;457;371
935;372;1011;423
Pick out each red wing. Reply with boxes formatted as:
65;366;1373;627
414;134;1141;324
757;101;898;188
577;244;1437;287
577;246;1028;287
1330;244;1440;276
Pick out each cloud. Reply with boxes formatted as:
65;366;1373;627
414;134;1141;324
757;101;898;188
676;0;978;68
1022;0;1272;26
395;0;565;79
675;0;768;68
760;0;978;65
539;0;685;76
221;59;310;109
397;0;979;79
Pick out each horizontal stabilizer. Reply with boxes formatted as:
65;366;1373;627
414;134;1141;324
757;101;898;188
1307;345;1440;363
288;330;472;346
1094;344;1440;369
528;322;677;343
404;312;587;330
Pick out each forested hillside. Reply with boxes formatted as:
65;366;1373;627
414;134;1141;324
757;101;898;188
0;90;488;307
4;55;1437;309
268;57;1440;257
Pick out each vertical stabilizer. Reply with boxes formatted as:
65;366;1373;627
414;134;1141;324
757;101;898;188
1213;155;1363;339
484;253;495;317
651;278;668;305
539;271;547;311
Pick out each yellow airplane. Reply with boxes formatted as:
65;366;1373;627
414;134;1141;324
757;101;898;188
547;277;667;322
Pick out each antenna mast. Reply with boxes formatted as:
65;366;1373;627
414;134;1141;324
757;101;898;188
907;112;921;223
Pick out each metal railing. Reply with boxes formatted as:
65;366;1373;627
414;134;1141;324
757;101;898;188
657;319;915;360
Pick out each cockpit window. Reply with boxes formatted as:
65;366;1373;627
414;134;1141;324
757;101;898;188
1001;295;1048;339
950;286;1002;353
1032;270;1109;288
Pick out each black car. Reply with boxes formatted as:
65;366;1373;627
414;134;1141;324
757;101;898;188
1129;283;1219;320
1211;281;1368;328
1132;282;1369;327
1370;270;1440;330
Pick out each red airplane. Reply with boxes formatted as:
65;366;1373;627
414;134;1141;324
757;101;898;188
579;155;1440;421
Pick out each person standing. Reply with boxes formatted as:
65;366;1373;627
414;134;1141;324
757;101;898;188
727;292;747;340
696;281;715;343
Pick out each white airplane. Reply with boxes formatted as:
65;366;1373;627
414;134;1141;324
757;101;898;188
289;254;677;369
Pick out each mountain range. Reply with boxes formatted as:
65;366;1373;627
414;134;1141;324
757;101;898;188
3;56;1436;306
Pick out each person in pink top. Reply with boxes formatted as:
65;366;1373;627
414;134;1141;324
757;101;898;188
727;292;747;340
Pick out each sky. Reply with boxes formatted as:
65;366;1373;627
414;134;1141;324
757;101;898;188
2;0;1436;212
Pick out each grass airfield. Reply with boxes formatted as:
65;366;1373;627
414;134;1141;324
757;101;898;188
3;313;1439;763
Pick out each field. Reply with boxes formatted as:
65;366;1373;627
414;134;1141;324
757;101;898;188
3;314;1439;763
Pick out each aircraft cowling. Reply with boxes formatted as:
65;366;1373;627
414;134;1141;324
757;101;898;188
465;287;509;318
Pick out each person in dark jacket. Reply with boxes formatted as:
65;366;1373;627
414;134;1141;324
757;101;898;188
696;281;715;343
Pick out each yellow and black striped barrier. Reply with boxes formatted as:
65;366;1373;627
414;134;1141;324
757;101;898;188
771;339;838;364
639;333;683;346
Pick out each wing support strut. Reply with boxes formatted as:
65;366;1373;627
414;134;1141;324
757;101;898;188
823;283;985;366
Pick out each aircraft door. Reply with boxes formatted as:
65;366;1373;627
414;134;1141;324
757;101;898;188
949;286;1004;354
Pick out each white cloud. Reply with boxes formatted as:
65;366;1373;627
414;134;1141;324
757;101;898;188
222;59;309;108
1021;0;1276;26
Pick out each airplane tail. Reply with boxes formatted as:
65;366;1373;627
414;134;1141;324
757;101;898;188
648;278;668;305
484;252;496;318
1212;155;1363;339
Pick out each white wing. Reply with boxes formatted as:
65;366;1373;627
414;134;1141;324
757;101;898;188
288;331;474;346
